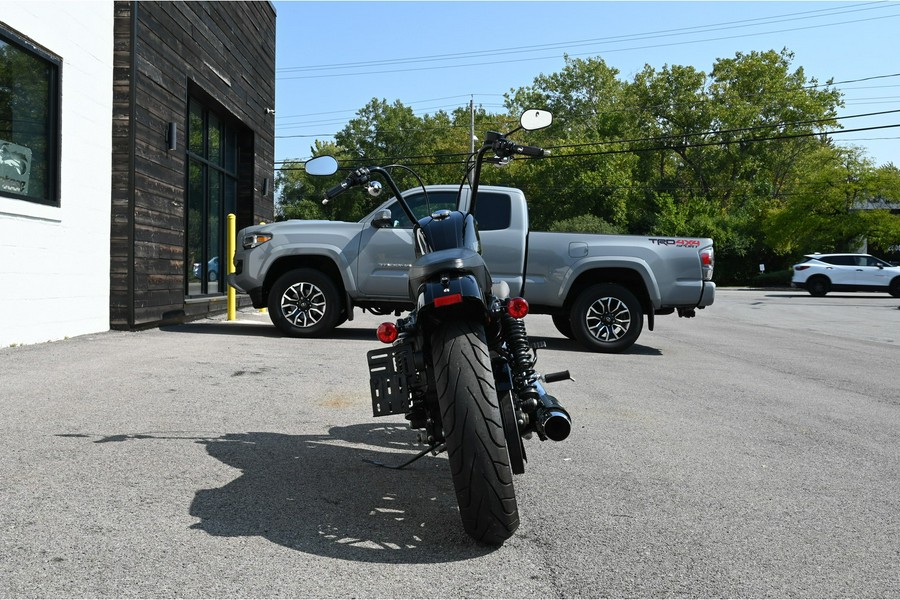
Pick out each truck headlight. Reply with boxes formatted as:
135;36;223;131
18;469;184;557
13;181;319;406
242;233;272;249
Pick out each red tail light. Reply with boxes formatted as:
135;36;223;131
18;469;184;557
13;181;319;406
794;265;810;271
376;322;398;344
434;293;463;308
700;246;715;281
507;297;529;319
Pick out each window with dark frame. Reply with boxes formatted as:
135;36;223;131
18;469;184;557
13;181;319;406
186;96;238;297
386;190;512;231
0;25;60;206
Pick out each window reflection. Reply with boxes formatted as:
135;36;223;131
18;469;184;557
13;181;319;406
185;98;238;296
0;28;59;205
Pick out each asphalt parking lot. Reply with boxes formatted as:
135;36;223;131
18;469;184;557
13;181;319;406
1;289;898;598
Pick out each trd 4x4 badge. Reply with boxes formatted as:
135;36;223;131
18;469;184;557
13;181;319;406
648;238;701;248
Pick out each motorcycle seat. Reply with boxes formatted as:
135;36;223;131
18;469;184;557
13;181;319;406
408;248;491;298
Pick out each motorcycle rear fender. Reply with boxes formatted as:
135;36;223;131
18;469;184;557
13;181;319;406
416;274;488;319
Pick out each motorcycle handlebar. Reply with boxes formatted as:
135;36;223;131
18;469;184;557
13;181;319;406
322;167;371;204
491;138;550;159
323;180;350;203
514;143;550;158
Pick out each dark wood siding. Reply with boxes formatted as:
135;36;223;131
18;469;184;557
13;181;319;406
111;1;276;329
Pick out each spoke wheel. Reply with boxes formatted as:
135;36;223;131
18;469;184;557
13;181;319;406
586;296;631;342
571;283;643;353
268;268;341;337
282;281;326;327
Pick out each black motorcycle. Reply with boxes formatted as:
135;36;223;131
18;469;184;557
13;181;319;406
306;110;572;545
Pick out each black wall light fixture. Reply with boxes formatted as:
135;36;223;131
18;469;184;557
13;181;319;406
166;122;177;151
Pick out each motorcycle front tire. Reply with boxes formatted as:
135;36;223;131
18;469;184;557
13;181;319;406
431;319;519;545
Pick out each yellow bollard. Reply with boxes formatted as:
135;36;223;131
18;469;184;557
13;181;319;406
227;213;236;321
258;221;268;313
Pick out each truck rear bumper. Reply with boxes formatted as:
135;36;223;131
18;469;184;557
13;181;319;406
699;281;716;307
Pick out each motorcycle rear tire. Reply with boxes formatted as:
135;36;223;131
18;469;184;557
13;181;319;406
431;319;519;545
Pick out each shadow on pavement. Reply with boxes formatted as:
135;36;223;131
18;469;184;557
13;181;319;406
58;424;495;563
530;335;663;356
160;320;380;342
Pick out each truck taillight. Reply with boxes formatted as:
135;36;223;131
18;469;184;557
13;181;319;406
700;247;714;281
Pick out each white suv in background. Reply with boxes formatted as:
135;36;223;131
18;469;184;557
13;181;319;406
792;253;900;297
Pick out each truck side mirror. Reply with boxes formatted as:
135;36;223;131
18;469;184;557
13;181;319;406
371;209;393;228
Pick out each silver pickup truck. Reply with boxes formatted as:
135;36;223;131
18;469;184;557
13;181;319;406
230;185;715;352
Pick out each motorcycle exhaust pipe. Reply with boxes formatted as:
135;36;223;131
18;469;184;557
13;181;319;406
535;391;572;442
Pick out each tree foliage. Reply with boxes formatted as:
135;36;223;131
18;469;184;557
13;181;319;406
275;49;900;282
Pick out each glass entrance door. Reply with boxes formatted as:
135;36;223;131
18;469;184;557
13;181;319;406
186;98;237;296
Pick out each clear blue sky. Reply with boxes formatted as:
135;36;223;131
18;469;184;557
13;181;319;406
273;1;900;167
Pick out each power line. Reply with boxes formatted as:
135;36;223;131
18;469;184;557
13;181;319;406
276;2;893;76
275;94;505;121
276;6;900;80
275;122;900;170
274;72;900;141
274;105;900;145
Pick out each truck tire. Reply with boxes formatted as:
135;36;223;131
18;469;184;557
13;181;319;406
552;314;574;339
268;268;342;337
431;319;519;545
570;283;643;353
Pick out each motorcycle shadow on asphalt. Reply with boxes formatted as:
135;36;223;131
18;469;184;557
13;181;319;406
186;423;495;563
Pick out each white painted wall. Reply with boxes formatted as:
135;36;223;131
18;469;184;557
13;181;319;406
0;2;113;347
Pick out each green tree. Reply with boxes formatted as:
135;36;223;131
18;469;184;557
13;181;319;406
276;140;365;221
622;49;844;282
273;48;896;284
504;56;636;229
765;146;900;256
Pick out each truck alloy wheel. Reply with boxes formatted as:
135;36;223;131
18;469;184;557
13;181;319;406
268;268;341;337
570;283;643;353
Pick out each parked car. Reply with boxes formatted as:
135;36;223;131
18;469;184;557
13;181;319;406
792;253;900;297
192;256;219;282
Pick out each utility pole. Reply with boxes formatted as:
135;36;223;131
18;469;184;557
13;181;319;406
469;96;475;187
470;95;475;154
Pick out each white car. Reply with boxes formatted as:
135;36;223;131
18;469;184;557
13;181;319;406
792;253;900;297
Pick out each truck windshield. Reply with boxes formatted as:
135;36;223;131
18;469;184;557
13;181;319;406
379;191;512;231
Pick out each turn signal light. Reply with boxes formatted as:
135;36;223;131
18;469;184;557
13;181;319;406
376;322;398;344
507;297;529;319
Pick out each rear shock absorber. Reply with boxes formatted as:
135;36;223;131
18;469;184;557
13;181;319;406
500;311;537;392
502;311;573;441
